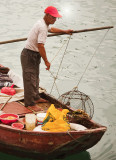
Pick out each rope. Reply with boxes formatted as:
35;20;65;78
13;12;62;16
49;28;110;100
62;29;110;103
50;39;68;64
50;35;72;95
48;70;61;97
76;29;110;88
67;130;91;149
48;39;69;97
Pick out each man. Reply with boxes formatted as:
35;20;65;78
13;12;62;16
21;6;73;107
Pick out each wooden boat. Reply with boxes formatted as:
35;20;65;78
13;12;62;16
0;91;107;159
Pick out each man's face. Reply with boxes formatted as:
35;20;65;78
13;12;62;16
47;14;56;24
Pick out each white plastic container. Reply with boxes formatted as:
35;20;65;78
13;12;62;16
36;113;46;122
70;123;87;131
25;114;36;130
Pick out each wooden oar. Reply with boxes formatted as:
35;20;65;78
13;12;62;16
0;26;113;45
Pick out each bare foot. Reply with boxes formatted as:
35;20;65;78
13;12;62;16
35;98;48;103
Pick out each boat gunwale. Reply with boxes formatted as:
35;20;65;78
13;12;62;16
0;122;107;136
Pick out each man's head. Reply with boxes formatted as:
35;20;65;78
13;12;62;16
44;6;62;25
44;6;62;18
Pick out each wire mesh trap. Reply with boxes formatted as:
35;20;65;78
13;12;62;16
58;88;94;119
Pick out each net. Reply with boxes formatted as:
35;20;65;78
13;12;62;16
58;88;94;119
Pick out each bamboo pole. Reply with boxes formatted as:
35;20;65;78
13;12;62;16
0;26;113;45
0;96;12;111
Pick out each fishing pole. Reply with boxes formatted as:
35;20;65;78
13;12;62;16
0;26;113;45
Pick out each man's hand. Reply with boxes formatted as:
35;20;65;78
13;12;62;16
64;29;73;35
45;61;51;70
38;43;50;70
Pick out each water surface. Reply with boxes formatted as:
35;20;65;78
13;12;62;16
0;0;116;160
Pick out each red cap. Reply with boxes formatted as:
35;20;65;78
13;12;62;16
44;6;62;18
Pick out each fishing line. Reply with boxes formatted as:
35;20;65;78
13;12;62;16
59;29;110;115
48;38;70;96
48;39;69;96
50;39;68;64
48;70;60;96
50;35;72;95
48;28;110;100
75;29;110;89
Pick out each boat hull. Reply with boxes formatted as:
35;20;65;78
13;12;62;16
0;122;106;159
0;92;107;159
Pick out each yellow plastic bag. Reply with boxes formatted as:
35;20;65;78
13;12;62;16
42;104;70;132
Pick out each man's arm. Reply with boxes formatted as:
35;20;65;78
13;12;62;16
38;43;50;70
49;27;73;34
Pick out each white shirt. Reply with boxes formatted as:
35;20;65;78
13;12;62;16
25;19;50;52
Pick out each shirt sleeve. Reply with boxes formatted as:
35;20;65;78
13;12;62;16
37;27;47;44
48;26;51;32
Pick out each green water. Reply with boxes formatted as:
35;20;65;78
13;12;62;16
0;151;91;160
0;0;116;160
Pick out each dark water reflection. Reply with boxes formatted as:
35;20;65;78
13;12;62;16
0;151;91;160
57;151;91;160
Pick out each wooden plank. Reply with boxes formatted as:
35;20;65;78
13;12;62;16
0;101;51;116
0;102;32;115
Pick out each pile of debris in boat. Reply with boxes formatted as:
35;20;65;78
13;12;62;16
0;103;89;132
